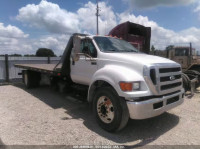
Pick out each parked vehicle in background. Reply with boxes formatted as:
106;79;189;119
166;46;200;91
15;33;184;132
109;21;151;54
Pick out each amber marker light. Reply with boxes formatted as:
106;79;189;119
119;82;133;92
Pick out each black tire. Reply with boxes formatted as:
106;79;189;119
185;70;200;88
23;70;40;88
182;73;190;91
93;87;129;132
50;77;59;91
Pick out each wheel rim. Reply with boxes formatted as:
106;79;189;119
24;73;28;86
97;96;114;124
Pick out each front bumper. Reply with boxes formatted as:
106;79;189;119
127;89;184;119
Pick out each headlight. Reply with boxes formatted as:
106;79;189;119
119;82;140;92
133;82;140;90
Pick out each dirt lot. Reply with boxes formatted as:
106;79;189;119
0;83;200;147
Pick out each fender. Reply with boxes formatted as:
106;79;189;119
87;64;147;102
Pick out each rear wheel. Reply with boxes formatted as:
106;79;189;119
23;70;40;88
93;87;129;132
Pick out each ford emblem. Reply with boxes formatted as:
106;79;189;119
170;76;175;81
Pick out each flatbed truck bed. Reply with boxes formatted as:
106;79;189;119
15;64;61;74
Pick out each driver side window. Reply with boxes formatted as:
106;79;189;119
80;39;97;58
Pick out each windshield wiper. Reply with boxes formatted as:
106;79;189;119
104;49;118;52
120;50;138;52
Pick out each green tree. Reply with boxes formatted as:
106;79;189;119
36;48;56;57
10;54;22;57
151;45;155;52
165;45;174;51
24;54;36;57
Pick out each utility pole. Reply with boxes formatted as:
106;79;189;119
96;0;100;35
189;42;192;65
190;42;192;56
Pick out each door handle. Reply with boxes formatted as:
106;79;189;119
91;61;97;65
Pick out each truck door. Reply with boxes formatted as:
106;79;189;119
172;48;189;69
70;39;98;85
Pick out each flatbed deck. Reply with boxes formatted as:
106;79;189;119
15;64;58;74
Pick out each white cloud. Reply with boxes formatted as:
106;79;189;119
0;23;29;38
194;2;200;20
0;22;70;55
0;23;31;54
14;0;117;55
16;0;80;34
0;34;69;55
118;13;200;49
179;27;200;48
0;38;33;55
1;0;200;55
0;22;66;55
32;34;70;55
16;0;116;35
128;0;197;9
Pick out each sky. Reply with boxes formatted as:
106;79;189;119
0;0;200;55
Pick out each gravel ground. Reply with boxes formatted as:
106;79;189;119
0;83;200;147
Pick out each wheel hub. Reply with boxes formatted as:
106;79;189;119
97;96;114;124
100;105;107;115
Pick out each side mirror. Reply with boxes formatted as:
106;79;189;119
72;36;82;61
72;48;80;61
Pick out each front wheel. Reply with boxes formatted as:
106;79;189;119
93;87;129;132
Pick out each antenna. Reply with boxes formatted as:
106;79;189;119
96;0;100;35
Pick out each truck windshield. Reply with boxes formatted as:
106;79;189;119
94;37;138;53
175;48;189;56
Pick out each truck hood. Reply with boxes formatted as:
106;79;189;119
101;53;176;66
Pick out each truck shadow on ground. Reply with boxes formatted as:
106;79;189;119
0;138;5;147
14;83;180;147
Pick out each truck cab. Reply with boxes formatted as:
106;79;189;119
168;47;200;71
69;34;184;131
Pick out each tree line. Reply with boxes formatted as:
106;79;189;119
0;48;57;57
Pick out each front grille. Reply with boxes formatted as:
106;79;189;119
160;74;181;82
159;67;181;73
147;64;183;95
150;69;156;85
161;82;182;90
157;65;182;94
